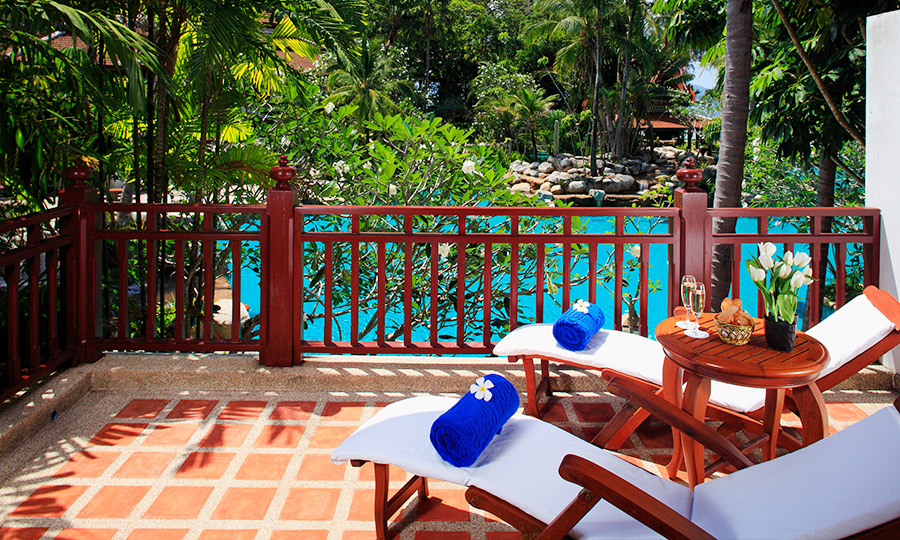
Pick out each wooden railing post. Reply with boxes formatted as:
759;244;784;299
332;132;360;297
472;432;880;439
58;163;100;364
262;156;298;367
674;159;711;291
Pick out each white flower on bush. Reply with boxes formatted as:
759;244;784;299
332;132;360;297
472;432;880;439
627;244;641;259
462;160;482;176
309;168;320;179
324;102;335;114
280;135;291;147
362;161;372;170
469;376;494;401
438;243;452;259
573;299;591;313
388;184;398;196
333;160;350;175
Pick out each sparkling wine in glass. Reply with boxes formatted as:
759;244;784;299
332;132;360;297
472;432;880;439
676;275;698;329
685;283;710;339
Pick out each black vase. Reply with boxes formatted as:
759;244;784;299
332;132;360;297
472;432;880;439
764;315;797;352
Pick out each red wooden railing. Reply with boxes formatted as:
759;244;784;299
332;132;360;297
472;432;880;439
0;159;884;399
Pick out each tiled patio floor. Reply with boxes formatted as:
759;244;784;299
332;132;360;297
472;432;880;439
1;385;897;540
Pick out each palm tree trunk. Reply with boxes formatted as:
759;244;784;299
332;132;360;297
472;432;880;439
590;11;605;176
813;150;836;326
614;3;636;159
710;0;752;311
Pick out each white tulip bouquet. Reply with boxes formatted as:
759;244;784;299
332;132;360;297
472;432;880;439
746;242;814;324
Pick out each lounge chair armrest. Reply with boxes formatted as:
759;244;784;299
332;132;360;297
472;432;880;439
864;286;900;330
606;375;754;471
555;454;716;540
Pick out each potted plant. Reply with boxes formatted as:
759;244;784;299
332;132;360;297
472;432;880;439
746;242;814;351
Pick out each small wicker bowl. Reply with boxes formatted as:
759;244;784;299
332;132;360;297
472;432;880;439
714;319;754;346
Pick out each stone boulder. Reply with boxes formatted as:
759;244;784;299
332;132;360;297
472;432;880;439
540;181;552;192
523;167;540;177
510;160;527;174
510;182;532;193
538;162;555;174
566;179;590;194
599;174;635;193
550;184;564;195
546;171;572;185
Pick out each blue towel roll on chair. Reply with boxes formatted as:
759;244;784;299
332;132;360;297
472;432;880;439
552;299;605;351
429;374;519;467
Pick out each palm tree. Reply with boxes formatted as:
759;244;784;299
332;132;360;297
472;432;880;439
326;37;413;123
710;0;753;311
508;88;558;162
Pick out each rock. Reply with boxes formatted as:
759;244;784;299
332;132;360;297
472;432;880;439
704;165;717;181
540;181;552;191
626;165;641;176
664;151;677;160
530;161;541;169
612;163;625;174
566;180;589;194
558;157;574;171
523;167;540;177
554;152;575;160
603;167;616;176
510;182;532;193
568;167;589;176
599;173;635;193
656;175;670;182
538;162;555;174
546;171;571;184
517;174;542;186
509;160;527;174
641;163;653;174
550;184;564;195
654;159;670;166
589;188;606;206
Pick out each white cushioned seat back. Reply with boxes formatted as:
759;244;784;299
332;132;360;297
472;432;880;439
333;395;692;540
692;405;900;539
805;293;895;380
494;323;767;414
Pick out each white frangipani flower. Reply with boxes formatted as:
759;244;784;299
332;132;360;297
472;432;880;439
309;168;320;179
462;160;482;176
469;376;494;401
362;161;372;169
573;299;591;313
438;243;452;259
333;160;350;175
324;102;335;114
388;184;398;196
626;244;641;259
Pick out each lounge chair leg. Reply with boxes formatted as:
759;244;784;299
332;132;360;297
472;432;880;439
541;359;553;397
368;462;429;540
592;402;650;450
521;356;552;417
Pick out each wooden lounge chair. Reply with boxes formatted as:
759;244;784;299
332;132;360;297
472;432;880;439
494;286;900;453
331;380;900;540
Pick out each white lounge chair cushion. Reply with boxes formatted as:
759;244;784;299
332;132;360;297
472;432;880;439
692;405;900;540
805;293;895;380
332;395;692;540
493;324;768;414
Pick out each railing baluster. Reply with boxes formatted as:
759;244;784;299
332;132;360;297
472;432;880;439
457;215;466;344
588;242;597;304
6;264;21;384
48;249;59;357
730;240;741;300
404;215;413;347
351;215;360;345
614;218;624;331
483;242;492;347
117;239;128;340
836;243;847;308
202;214;214;341
536;241;544;323
430;241;438;346
510;215;519;331
175;240;185;340
231;240;241;342
639;242;649;336
27;225;40;370
377;241;386;346
146;211;157;340
562;216;571;309
809;215;822;326
325;241;333;343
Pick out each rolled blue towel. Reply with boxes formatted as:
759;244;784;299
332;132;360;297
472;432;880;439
429;374;519;467
552;299;605;351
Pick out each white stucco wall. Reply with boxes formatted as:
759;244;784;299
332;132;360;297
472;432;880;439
866;10;900;372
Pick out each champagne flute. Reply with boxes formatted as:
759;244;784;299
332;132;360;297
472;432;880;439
685;283;710;339
676;275;698;329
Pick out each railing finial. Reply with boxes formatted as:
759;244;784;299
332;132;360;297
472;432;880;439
676;157;703;192
64;162;92;187
270;155;296;190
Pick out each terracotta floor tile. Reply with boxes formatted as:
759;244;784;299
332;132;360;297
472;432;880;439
10;485;88;517
320;402;365;422
616;453;657;474
236;453;292;481
115;399;169;419
308;426;357;449
197;531;256;540
486;532;522;540
540;402;569;423
218;400;267;420
346;490;401;523
210;487;277;520
356;462;408;483
416;533;470;540
270;532;329;540
88;422;147;446
175;452;235;479
167;399;218;419
142;424;199;447
0;528;46;540
143;486;214;519
254;425;305;448
53;529;116;540
125;530;188;540
270;401;316;421
198;424;252;447
296;454;346;481
341;533;375;540
572;401;615;423
416;488;470;522
114;451;177;479
52;451;120;478
278;488;340;521
827;402;870;422
77;485;150;518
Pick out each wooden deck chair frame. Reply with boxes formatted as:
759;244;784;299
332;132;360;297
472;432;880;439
513;286;900;456
350;378;900;540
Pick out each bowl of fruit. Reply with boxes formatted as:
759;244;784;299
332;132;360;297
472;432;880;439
714;298;755;346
